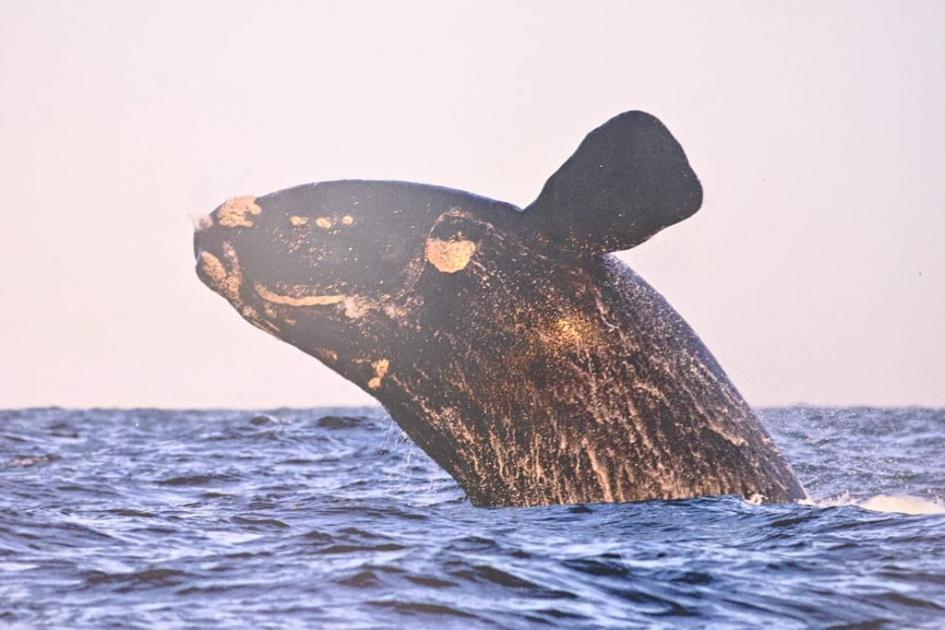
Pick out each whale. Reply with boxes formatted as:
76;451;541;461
194;111;806;507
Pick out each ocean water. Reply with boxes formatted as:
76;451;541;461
1;406;943;628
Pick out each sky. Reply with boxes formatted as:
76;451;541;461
0;0;942;408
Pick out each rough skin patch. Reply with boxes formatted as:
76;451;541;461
199;248;241;303
425;238;477;273
217;196;262;228
368;358;390;390
221;243;244;302
254;283;345;307
342;295;373;319
199;252;229;296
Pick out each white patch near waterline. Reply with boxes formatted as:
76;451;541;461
859;495;945;515
812;492;945;515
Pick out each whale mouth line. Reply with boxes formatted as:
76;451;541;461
254;283;346;307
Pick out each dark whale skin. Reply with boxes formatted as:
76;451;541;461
194;111;806;507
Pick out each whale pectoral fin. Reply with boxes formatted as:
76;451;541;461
524;111;703;255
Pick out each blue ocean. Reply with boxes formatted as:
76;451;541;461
1;406;943;627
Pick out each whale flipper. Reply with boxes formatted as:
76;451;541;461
525;111;703;254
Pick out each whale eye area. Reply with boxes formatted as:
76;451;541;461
425;237;477;273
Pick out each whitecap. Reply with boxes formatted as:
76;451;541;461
858;495;945;515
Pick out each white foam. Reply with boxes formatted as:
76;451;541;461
858;495;945;515
812;491;945;515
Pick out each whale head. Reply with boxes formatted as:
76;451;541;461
195;112;702;396
194;178;537;387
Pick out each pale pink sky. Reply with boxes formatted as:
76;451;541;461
1;1;942;408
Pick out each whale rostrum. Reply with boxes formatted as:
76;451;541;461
194;111;806;507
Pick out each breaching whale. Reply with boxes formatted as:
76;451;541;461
194;111;806;507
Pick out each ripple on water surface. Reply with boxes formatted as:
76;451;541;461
0;406;943;627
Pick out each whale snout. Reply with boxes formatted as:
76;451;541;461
194;195;262;236
192;228;205;261
194;238;243;305
193;194;261;282
193;203;250;303
192;220;217;277
213;195;262;228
